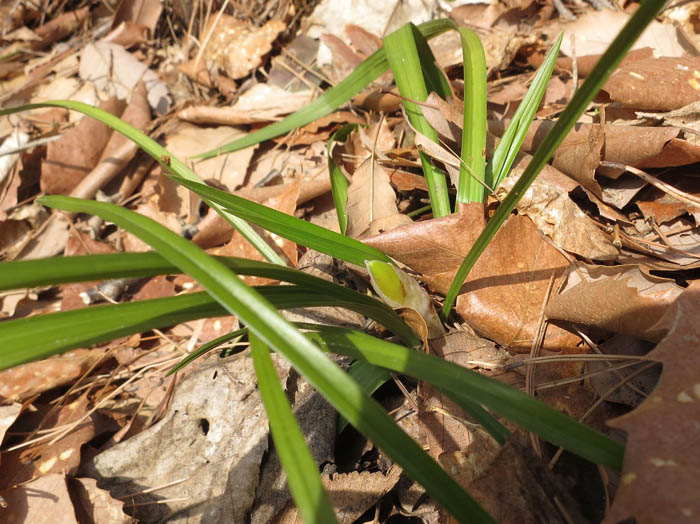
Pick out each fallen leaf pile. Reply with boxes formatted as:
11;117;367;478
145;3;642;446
1;0;700;522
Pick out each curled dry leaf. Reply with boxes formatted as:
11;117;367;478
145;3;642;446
545;263;683;342
271;468;401;524
491;119;700;207
606;280;700;524
178;84;315;125
41;97;125;195
497;156;619;261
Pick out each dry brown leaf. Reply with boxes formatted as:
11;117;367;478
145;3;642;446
79;42;171;115
111;0;162;34
545;263;683;342
271;468;401;524
343;118;395;172
446;433;588;524
454;213;577;352
70;477;133;524
210;178;302;278
178;84;315;125
364;205;579;351
283;110;365;148
70;81;151;201
0;395;98;489
201;15;285;80
0;403;21;447
159;122;256;216
0;473;78;524
555;47;654;78
33;6;89;49
601;56;700;111
422;92;463;145
41;97;125;195
493;120;700;205
556;10;687;58
605;280;700;524
0;349;107;401
346;158;400;238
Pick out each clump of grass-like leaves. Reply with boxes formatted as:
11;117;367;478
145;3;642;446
0;2;667;521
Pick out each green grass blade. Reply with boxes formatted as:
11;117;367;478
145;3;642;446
307;327;623;470
168;328;247;375
0;292;220;369
488;33;563;189
337;359;392;434
0;252;418;347
250;333;339;523
194;19;456;159
442;0;668;316
37;195;496;524
0;101;284;265
327;124;357;235
170;175;391;266
0;284;421;370
383;23;450;217
456;27;487;204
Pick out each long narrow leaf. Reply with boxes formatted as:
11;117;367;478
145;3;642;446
338;359;391;434
250;333;338;523
170;175;391;266
327;124;356;235
442;0;668;316
0;101;284;264
306;327;623;470
194;20;456;159
169;328;247;375
457;28;487;204
488;33;563;189
0;253;418;346
38;195;496;524
0;284;416;370
383;23;450;217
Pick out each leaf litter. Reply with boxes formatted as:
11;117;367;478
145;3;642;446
1;0;700;522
